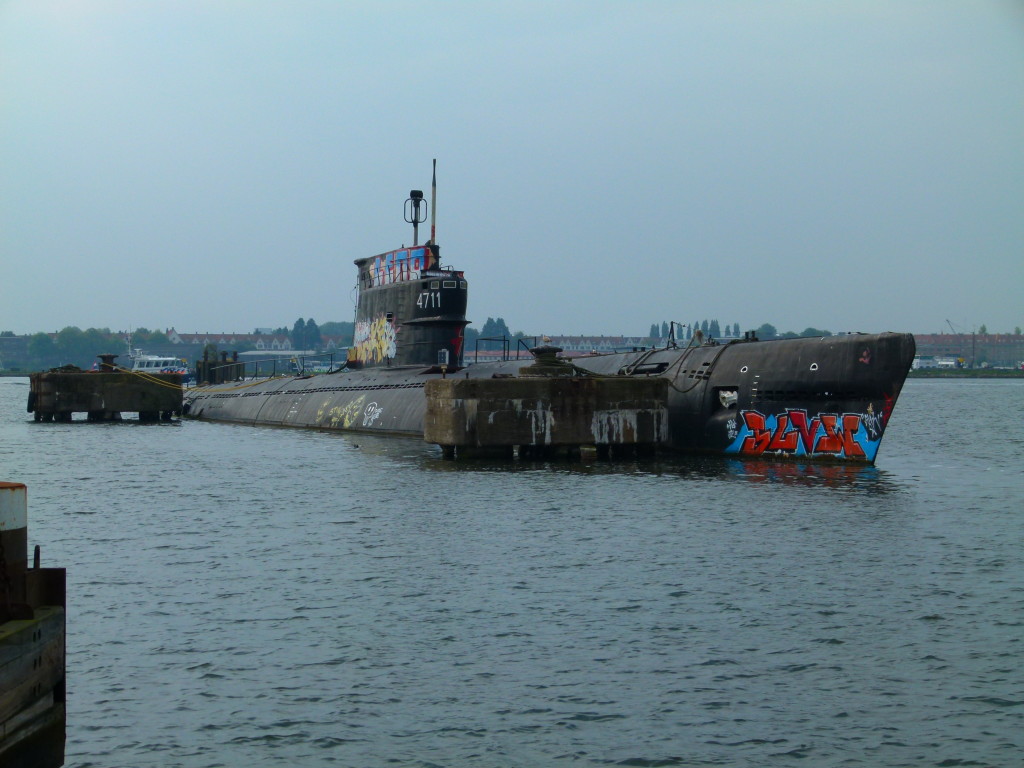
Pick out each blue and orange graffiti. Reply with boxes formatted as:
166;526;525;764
725;407;883;461
369;247;430;286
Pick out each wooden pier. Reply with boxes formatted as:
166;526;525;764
28;357;183;422
0;482;66;768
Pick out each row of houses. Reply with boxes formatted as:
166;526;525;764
912;333;1024;368
4;328;1022;370
546;335;662;354
164;328;348;351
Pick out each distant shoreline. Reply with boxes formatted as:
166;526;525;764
908;368;1024;379
6;369;1023;381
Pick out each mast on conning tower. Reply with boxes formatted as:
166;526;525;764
430;158;437;245
404;187;426;246
403;160;437;247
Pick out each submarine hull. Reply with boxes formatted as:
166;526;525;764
183;331;914;463
573;331;916;462
184;169;915;462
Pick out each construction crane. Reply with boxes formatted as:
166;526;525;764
945;319;975;368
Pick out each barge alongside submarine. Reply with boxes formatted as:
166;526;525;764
183;166;915;462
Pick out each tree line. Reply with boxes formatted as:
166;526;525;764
648;320;742;339
0;321;358;371
19;326;143;370
7;316;533;368
465;318;536;352
648;320;835;341
6;316;1021;372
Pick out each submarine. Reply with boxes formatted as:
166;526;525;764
183;163;916;463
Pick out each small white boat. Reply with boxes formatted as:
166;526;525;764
128;351;194;382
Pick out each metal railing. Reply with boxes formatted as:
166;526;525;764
198;352;341;383
471;336;538;364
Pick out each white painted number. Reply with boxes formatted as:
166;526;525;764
416;291;441;309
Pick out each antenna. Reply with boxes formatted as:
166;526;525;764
430;159;437;245
405;189;427;246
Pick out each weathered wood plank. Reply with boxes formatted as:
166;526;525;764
0;607;65;726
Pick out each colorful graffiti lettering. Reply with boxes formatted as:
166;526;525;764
350;316;397;364
318;395;366;429
726;408;883;461
369;247;430;286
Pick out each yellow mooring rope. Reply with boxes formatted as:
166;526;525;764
112;365;189;390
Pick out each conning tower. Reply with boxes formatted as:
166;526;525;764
347;162;469;370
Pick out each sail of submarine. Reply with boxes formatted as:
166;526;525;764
183;163;916;463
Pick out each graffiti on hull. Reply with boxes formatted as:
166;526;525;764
725;406;884;461
362;402;383;427
317;395;366;429
350;315;397;364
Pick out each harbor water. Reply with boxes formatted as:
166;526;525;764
1;376;1021;767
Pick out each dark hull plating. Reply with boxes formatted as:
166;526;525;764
184;331;915;463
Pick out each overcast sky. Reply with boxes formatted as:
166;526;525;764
2;1;1022;339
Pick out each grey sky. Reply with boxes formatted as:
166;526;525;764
2;1;1022;338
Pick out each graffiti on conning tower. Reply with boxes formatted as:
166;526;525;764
351;315;397;364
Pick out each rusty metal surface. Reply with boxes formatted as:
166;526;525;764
424;376;669;449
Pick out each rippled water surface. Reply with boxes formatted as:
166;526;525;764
2;377;1022;767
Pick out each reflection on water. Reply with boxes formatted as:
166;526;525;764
343;428;900;493
716;457;888;489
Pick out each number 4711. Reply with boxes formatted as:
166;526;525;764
416;291;440;309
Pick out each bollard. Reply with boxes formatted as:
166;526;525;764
1;481;30;618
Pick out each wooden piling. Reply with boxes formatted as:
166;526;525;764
0;482;66;768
